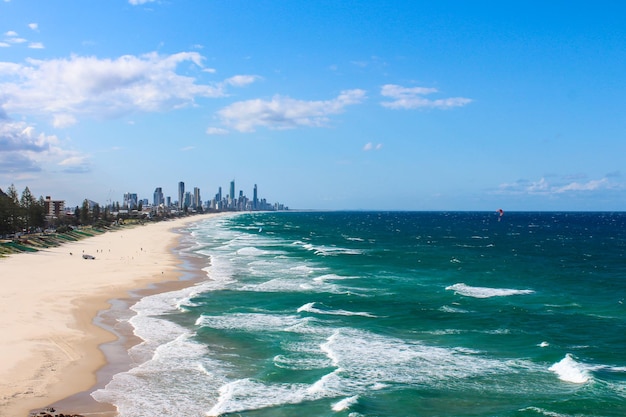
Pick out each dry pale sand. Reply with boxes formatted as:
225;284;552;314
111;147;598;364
0;213;219;417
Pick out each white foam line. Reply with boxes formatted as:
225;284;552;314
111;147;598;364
446;283;535;298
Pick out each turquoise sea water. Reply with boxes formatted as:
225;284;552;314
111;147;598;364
92;211;626;416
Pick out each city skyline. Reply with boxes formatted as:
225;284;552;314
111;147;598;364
1;177;286;215
83;178;285;212
1;2;625;211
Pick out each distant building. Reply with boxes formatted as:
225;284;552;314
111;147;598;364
44;196;65;218
123;193;138;209
178;181;185;210
193;187;201;209
229;180;235;209
153;187;164;206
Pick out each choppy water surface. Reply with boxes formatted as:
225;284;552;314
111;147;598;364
93;211;626;416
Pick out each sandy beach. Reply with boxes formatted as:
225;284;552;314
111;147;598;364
0;213;218;417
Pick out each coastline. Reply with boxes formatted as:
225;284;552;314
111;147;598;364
0;213;222;417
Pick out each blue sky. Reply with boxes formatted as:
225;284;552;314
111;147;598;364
1;0;624;210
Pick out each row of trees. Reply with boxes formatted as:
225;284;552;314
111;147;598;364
0;185;47;236
0;184;114;237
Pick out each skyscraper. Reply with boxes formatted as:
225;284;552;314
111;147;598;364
229;180;235;209
178;181;185;210
123;193;138;209
253;184;258;210
193;187;201;209
153;187;164;206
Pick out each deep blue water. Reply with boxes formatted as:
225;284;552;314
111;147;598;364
93;211;626;416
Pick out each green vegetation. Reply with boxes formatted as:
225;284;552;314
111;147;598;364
0;183;201;258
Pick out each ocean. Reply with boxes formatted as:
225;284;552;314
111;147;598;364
91;211;626;417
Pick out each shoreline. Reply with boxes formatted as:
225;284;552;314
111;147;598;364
0;213;223;417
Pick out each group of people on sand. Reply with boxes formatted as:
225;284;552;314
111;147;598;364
31;407;84;417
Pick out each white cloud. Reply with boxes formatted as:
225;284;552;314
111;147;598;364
497;176;616;196
129;0;156;4
28;23;38;31
554;178;609;193
206;127;229;135
0;42;9;48
0;52;256;125
53;114;78;128
527;177;550;193
0;117;90;175
28;42;44;49
363;142;383;151
380;84;472;110
223;75;259;87
217;89;367;132
58;155;91;173
7;36;26;44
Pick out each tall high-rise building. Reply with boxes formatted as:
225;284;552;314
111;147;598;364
253;184;258;210
229;180;236;209
153;187;164;206
178;181;185;210
193;187;201;209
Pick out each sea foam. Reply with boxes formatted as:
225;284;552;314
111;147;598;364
332;395;360;411
297;302;377;318
549;354;590;384
446;283;535;298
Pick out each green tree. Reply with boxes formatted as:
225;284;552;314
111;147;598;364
74;206;81;226
6;184;21;232
80;199;91;225
93;203;101;222
6;184;19;206
20;187;36;231
0;189;17;235
35;196;47;229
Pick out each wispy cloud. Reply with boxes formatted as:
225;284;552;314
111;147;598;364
217;89;367;132
58;155;91;173
553;178;609;193
3;31;27;44
206;127;229;135
223;75;260;87
363;142;383;151
3;28;43;49
128;0;156;5
0;52;258;126
380;84;472;110
496;176;619;196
